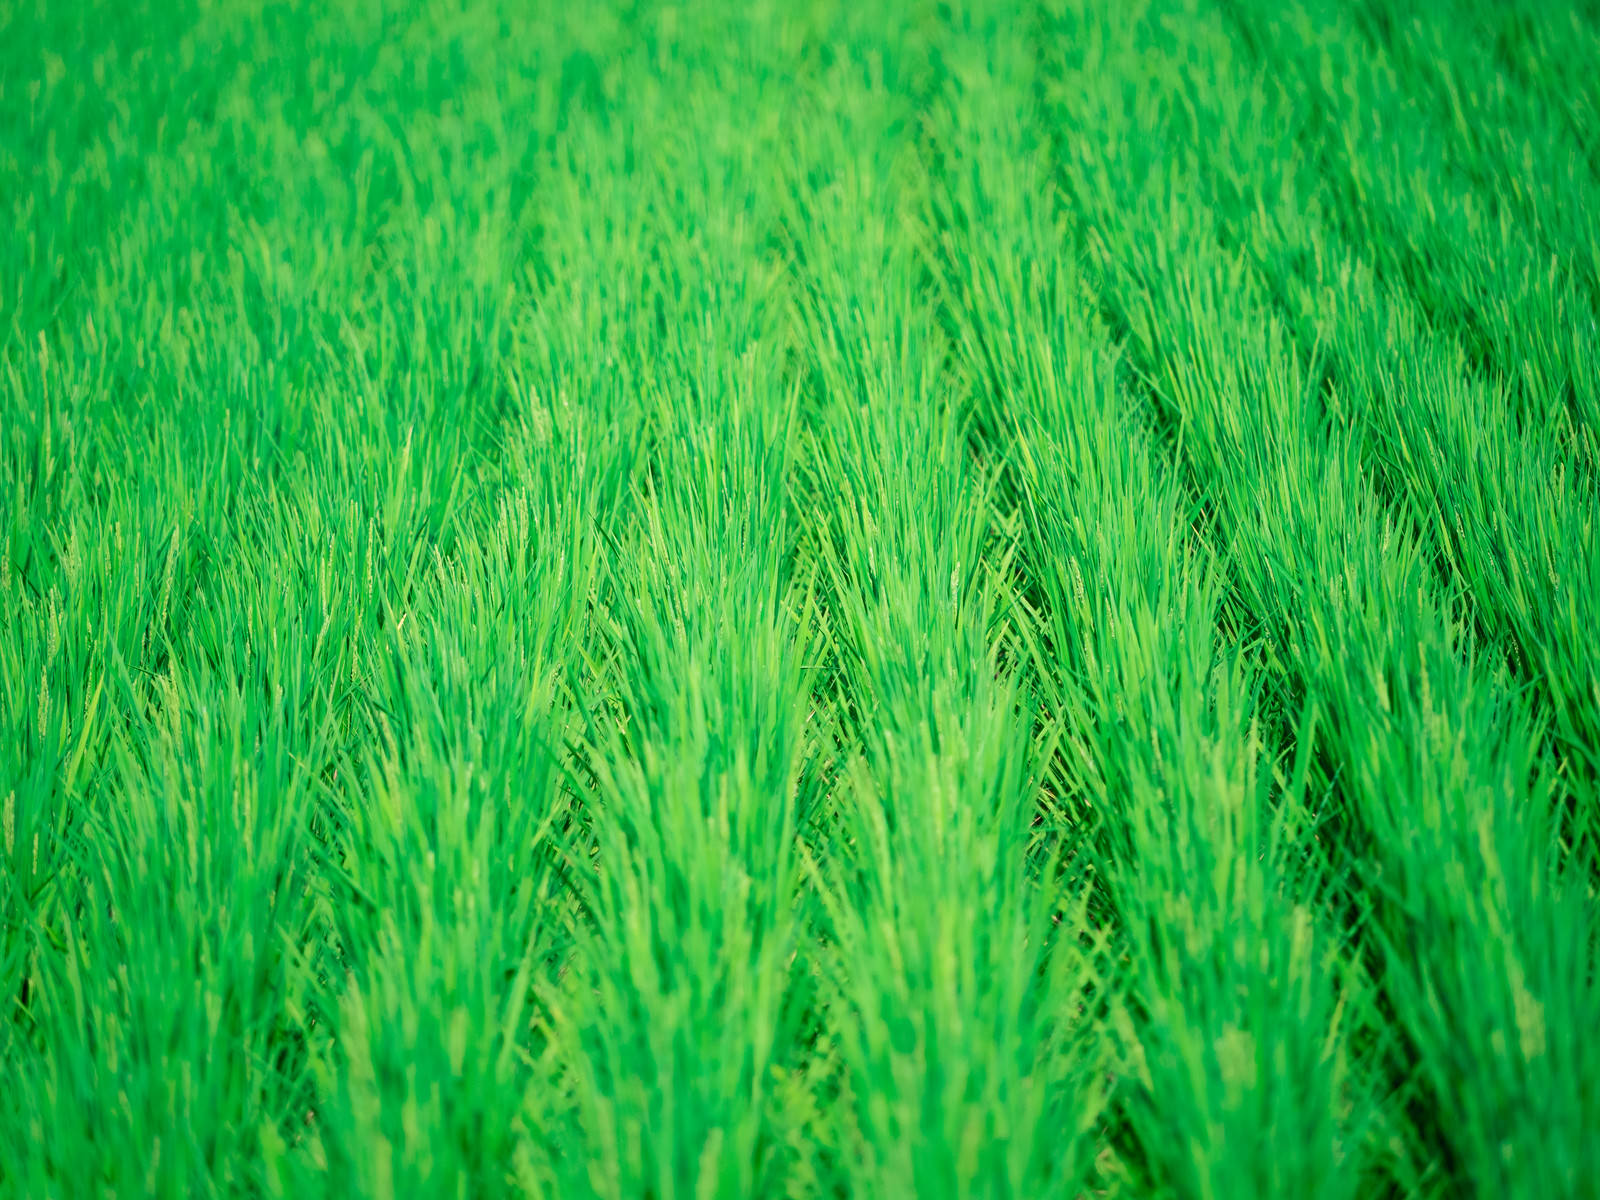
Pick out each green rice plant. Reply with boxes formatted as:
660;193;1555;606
515;9;837;1196
3;0;1597;1196
1036;2;1600;1190
1231;0;1600;448
777;15;1108;1195
1211;0;1600;798
929;9;1370;1196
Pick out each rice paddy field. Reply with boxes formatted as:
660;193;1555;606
4;0;1600;1194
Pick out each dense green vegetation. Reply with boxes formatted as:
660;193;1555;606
3;0;1597;1195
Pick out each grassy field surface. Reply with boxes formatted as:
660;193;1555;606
3;0;1598;1195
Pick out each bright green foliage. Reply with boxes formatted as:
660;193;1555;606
2;0;1597;1196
